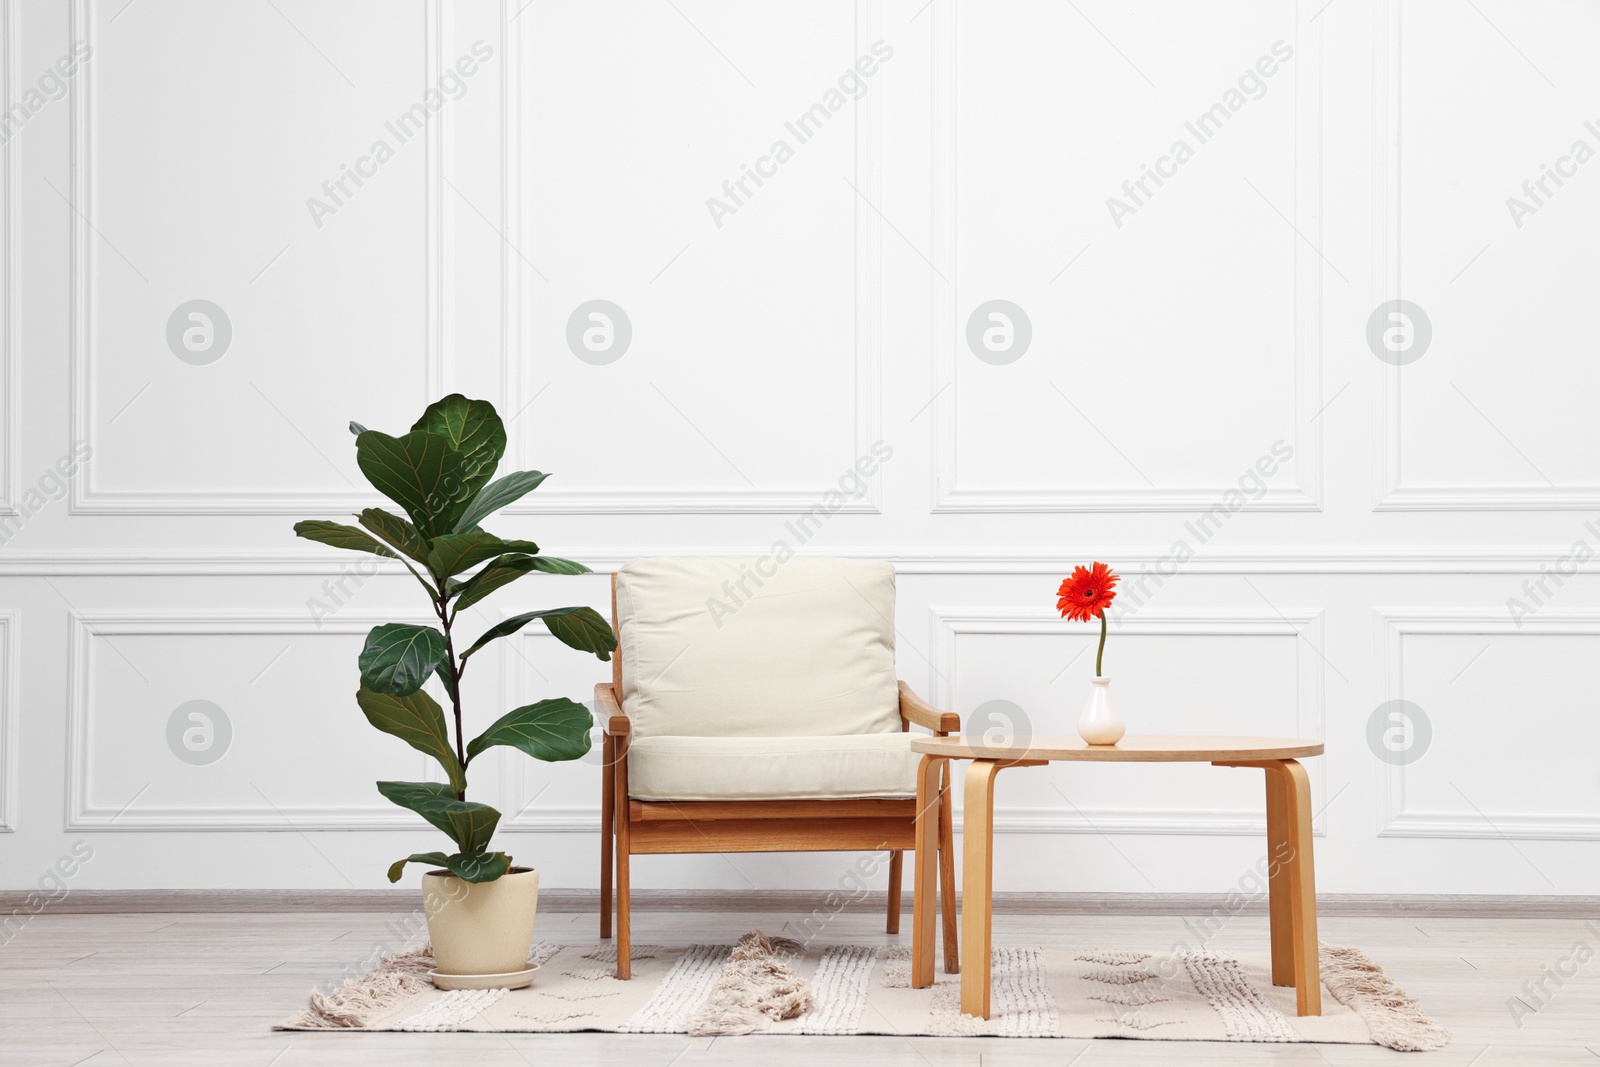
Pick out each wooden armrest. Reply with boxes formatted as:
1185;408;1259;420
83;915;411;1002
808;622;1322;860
594;683;630;736
898;681;960;734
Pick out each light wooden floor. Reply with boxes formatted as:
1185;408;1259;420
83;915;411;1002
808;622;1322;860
1;906;1596;1066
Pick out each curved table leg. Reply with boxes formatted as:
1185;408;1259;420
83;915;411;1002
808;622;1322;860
938;759;959;975
960;758;1045;1019
1218;757;1320;1015
961;760;1000;1018
1274;759;1321;1015
912;754;944;988
1264;762;1292;985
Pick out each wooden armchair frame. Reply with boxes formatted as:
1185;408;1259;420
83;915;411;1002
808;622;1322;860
597;574;960;979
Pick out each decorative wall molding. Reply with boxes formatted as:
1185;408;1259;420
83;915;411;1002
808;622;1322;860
501;487;883;515
0;610;19;831
1374;484;1600;511
927;607;1326;835
65;610;448;831
502;0;882;515
1377;608;1600;841
1371;0;1600;511
500;806;602;833
2;546;1598;576
66;0;446;515
2;0;1593;902
929;0;1324;513
0;0;18;517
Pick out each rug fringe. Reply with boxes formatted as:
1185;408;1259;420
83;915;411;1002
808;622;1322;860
1319;942;1451;1052
686;931;814;1036
286;944;437;1029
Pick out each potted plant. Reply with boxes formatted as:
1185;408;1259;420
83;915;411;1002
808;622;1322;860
293;394;615;989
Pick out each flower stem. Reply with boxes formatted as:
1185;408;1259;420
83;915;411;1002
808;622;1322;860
1095;611;1107;676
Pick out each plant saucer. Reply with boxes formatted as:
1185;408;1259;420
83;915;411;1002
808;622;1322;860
428;963;539;991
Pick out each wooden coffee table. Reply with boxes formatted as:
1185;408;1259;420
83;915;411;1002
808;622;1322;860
908;734;1326;1019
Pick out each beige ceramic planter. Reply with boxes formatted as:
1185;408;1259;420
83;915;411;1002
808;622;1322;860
422;867;539;978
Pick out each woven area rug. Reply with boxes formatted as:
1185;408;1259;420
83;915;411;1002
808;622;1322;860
279;932;1449;1050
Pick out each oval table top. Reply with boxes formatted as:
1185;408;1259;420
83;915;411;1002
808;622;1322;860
909;734;1324;763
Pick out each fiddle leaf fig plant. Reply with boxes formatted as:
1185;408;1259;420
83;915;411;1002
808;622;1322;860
294;395;614;885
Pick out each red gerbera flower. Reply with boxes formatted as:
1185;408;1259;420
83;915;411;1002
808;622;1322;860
1056;562;1119;622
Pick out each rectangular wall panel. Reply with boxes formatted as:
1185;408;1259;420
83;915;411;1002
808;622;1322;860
506;0;880;513
67;612;449;830
68;0;444;514
1379;610;1600;840
1375;0;1600;508
931;0;1322;512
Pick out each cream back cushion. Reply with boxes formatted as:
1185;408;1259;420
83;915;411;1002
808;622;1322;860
615;557;899;739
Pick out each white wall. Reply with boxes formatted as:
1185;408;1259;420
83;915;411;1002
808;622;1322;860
1;0;1596;897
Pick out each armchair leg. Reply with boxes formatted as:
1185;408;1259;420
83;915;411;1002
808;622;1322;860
886;851;903;934
614;742;632;980
600;733;614;939
616;837;631;979
938;759;959;974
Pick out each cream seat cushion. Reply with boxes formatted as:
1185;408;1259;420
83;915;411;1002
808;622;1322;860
625;733;919;801
615;556;900;740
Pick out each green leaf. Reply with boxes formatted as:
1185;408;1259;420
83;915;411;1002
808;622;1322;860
411;395;505;503
388;848;509;884
358;508;431;564
426;533;542;580
358;688;465;795
325;509;433;600
359;624;448;696
387;852;450;883
517;555;589;575
449;556;534;612
349;420;369;436
376;782;501;854
544;607;617;661
453;470;550;533
450;555;590;613
435;662;458;705
376;780;458;838
467;697;593;763
293;520;397;559
447;851;511;883
458;606;616;663
444;803;501;854
355;429;474;539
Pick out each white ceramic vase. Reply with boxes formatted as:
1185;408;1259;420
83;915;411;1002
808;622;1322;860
1078;676;1125;745
423;867;539;981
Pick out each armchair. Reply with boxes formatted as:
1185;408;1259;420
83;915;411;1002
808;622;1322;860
597;557;959;979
